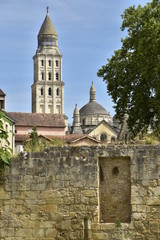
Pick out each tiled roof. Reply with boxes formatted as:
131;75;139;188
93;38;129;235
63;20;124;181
48;134;99;144
15;133;99;145
7;112;66;128
43;134;85;143
69;135;100;144
0;89;6;96
15;134;30;142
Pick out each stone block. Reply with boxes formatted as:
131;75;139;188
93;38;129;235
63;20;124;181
31;183;46;191
149;221;159;231
91;223;101;230
92;232;110;239
90;197;98;205
71;220;83;230
45;228;57;237
1;228;14;237
134;221;145;232
146;197;160;205
38;229;44;238
39;221;54;229
63;196;75;205
82;189;97;197
145;234;157;240
39;203;57;214
100;223;115;230
15;228;33;238
131;196;143;205
60;220;71;230
0;187;11;199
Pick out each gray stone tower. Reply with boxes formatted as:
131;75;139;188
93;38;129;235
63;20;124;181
32;7;64;114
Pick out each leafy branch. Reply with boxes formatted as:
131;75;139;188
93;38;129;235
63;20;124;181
0;111;12;166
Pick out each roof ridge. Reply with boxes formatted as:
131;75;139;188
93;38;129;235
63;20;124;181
0;89;6;96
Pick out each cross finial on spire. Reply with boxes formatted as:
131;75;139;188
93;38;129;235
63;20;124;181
47;6;49;14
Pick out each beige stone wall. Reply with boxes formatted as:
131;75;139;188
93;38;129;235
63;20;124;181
16;126;65;136
0;145;160;239
99;156;131;223
70;138;100;147
88;122;117;142
80;115;113;127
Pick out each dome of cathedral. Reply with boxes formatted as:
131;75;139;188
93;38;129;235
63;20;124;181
79;101;109;116
79;82;110;116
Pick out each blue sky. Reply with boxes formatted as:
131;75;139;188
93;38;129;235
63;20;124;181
0;0;149;123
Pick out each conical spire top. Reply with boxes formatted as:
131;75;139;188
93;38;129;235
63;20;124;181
38;7;58;47
74;104;79;115
38;7;57;36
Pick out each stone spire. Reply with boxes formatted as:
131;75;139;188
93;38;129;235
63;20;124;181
72;104;83;134
90;82;96;102
38;7;58;47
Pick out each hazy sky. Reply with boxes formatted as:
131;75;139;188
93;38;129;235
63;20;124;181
0;0;149;123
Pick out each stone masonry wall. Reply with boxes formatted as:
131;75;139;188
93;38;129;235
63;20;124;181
0;145;160;240
99;156;131;223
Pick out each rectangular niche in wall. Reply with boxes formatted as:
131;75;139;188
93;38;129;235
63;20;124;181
99;157;131;223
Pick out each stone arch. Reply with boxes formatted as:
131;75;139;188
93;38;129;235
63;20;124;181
48;87;52;96
100;133;107;142
56;88;60;96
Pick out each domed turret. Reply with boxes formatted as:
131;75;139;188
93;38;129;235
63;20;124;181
79;82;113;128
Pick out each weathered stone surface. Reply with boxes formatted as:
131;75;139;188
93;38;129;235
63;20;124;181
0;145;159;239
99;156;131;223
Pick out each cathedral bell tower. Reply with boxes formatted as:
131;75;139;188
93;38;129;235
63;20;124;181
32;7;64;114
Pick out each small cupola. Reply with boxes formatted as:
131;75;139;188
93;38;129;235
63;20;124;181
72;104;83;134
73;104;80;127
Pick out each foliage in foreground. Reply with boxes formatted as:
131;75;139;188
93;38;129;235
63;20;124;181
134;132;160;145
0;111;12;166
98;0;160;137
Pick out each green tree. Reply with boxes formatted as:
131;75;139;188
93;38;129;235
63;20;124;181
30;126;39;148
98;0;160;136
24;126;39;152
0;111;11;165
